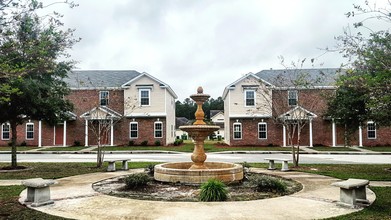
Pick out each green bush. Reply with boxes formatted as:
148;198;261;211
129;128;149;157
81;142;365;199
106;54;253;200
7;142;12;146
141;140;148;146
199;179;228;202
145;164;155;176
249;175;287;193
20;141;27;146
73;140;81;146
154;140;161;146
124;173;151;190
128;140;135;146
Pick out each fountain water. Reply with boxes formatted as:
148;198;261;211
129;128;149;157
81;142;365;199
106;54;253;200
154;87;243;184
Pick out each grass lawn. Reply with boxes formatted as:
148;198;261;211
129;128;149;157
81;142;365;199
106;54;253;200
311;146;359;152
0;146;39;151
362;146;391;152
0;162;390;219
38;146;87;151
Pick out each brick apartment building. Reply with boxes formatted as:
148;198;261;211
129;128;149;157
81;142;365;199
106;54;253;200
0;70;177;147
223;69;391;147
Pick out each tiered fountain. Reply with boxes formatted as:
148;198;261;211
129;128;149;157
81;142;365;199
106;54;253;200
154;87;243;184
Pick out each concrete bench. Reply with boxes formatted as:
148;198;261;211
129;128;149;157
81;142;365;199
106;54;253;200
22;178;56;207
331;178;370;207
264;158;291;172
105;159;130;172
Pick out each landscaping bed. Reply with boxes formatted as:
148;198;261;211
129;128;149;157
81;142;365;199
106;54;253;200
93;172;302;202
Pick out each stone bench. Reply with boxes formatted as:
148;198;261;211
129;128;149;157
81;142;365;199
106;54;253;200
105;159;130;172
331;178;370;207
22;178;56;207
264;158;291;172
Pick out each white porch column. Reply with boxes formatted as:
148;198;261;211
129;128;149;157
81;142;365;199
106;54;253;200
110;119;114;146
359;126;363;147
283;125;286;147
332;119;336;147
85;119;88;146
309;118;313;147
63;121;67;147
38;120;42;147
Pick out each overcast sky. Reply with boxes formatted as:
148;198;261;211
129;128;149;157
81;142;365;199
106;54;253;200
46;0;388;101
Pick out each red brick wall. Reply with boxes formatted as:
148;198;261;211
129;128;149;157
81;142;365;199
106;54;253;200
0;89;168;147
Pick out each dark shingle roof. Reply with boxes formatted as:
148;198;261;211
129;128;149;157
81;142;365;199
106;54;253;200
255;68;344;87
210;110;223;118
64;70;141;88
176;117;190;129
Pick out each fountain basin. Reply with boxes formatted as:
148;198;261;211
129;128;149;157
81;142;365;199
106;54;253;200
154;162;243;184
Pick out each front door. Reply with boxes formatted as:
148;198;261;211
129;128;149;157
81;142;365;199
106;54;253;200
55;125;64;145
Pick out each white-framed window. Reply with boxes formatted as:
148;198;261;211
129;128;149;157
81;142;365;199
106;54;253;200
154;121;163;138
1;123;10;140
288;90;298;106
233;122;242;139
245;90;255;107
367;121;376;139
100;91;109;106
26;123;34;140
129;122;138;139
258;122;267;139
139;89;150;106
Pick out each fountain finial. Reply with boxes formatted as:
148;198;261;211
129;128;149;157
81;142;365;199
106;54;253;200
197;86;203;94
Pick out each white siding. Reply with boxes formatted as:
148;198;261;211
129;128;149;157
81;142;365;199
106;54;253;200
165;89;176;144
124;76;166;116
228;76;272;117
224;92;231;145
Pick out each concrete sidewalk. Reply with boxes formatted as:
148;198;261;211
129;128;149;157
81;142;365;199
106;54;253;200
18;169;376;220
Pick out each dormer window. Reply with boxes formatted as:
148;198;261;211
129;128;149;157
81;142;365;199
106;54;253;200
100;91;109;106
288;90;297;106
140;89;150;106
245;90;255;107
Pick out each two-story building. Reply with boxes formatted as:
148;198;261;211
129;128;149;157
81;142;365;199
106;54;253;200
223;68;391;147
0;70;177;147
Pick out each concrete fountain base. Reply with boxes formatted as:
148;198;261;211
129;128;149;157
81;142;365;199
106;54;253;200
154;162;243;184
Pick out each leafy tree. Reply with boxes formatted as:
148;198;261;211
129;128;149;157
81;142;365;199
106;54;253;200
327;1;391;143
0;0;78;168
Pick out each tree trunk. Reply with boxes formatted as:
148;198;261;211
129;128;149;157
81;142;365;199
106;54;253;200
295;127;301;167
10;121;18;168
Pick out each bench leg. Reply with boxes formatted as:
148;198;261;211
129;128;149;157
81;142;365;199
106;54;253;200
281;161;290;172
268;160;276;170
122;160;129;170
107;162;116;172
26;187;54;207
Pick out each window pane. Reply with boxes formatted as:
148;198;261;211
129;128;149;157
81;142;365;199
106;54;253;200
288;91;297;106
100;91;109;106
2;124;10;140
155;122;163;138
245;91;255;106
258;123;267;139
140;90;150;105
367;122;376;139
130;123;138;138
26;124;34;139
233;124;242;139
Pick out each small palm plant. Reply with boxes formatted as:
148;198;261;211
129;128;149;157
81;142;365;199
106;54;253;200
199;179;228;202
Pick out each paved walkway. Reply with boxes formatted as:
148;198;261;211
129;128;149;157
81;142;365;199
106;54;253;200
16;169;378;220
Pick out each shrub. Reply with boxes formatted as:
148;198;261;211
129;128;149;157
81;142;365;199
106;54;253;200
173;139;183;146
217;135;222;141
128;140;135;146
124;173;151;189
145;164;155;176
73;140;81;146
20;141;27;146
249;175;287;193
7;142;12;146
199;179;228;202
141;140;148;146
154;140;161;146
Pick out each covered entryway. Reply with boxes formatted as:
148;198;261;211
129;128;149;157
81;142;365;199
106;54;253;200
80;106;122;146
280;106;317;147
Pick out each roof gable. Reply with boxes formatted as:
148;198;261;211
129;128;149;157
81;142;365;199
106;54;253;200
222;73;271;99
80;106;122;120
278;106;317;120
